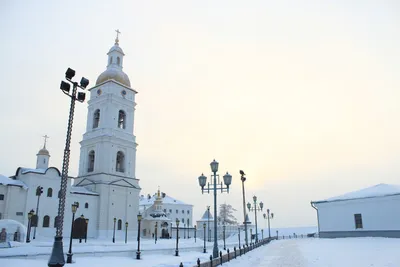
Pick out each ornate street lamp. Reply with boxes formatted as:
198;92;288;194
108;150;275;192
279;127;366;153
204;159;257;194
112;217;116;243
154;222;158;244
48;68;88;267
33;186;43;239
136;213;142;260
222;224;226;250
198;159;232;259
247;195;263;243
175;219;180;256
263;209;274;238
239;170;249;246
26;209;35;243
203;223;206;253
125;222;128;244
194;225;197;243
66;202;79;264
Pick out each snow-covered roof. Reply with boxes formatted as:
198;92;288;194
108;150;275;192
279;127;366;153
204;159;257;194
70;186;99;196
313;183;400;204
21;168;47;174
197;209;214;222
0;174;27;189
139;194;190;206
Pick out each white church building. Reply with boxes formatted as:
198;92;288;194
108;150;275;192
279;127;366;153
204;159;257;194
0;36;141;240
311;183;400;238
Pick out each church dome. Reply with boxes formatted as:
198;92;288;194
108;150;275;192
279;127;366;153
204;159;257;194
96;68;131;87
37;148;49;156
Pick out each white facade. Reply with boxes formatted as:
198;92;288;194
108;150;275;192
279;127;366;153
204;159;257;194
312;183;400;238
0;37;140;241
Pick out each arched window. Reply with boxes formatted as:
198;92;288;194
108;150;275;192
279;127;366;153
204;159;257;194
117;110;126;129
181;218;184;224
93;109;100;128
109;57;113;65
47;188;53;197
118;219;122;230
85;202;89;209
116;151;125;172
43;215;50;228
117;57;121;66
88;151;95;172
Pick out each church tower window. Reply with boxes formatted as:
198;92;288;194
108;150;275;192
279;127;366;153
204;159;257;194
88;151;95;172
117;219;122;230
116;151;125;172
43;215;50;227
109;57;113;65
47;188;53;197
93;109;100;129
85;202;89;209
118;110;126;129
117;57;121;66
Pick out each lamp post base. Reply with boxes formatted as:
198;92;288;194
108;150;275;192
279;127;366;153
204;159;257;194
66;253;73;264
203;248;206;253
48;236;65;267
136;251;141;260
175;249;179;256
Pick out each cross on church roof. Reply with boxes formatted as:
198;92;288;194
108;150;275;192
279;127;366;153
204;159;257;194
115;29;121;44
42;135;50;148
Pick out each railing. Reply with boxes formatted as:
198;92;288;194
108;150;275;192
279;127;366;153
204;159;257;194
177;237;276;267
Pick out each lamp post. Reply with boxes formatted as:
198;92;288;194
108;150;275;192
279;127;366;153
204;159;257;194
222;224;226;250
79;215;84;243
263;209;274;238
250;228;253;244
48;68;88;267
198;159;232;259
85;218;89;243
202;223;206;253
194;225;197;243
26;209;34;243
112;217;116;243
125;222;128;244
175;219;180;256
136;214;142;260
239;170;249;246
207;206;210;242
66;202;79;264
238;227;241;248
183;224;186;239
154;222;158;244
261;229;264;240
33;186;43;239
247;196;263;243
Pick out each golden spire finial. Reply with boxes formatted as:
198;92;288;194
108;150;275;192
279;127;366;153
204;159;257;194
115;29;121;44
157;186;160;197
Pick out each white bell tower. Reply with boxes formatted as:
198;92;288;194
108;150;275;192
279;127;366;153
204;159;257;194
75;31;140;238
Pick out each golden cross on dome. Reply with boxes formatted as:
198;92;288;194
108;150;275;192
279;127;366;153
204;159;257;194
115;29;121;44
42;135;50;148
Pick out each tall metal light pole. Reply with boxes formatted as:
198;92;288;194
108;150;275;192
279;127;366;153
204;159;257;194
66;202;79;264
194;225;197;243
112;217;116;243
198;159;232;259
26;209;34;243
247;196;263;243
239;170;249;246
136;214;142;260
238;227;241;248
263;209;274;238
207;206;210;242
222;224;226;250
48;68;88;267
175;219;180;256
125;222;128;244
33;186;43;239
203;223;206;253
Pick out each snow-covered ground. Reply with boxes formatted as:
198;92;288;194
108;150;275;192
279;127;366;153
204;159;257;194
1;237;399;266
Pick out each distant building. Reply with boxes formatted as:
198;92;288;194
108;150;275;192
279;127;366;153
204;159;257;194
311;183;400;238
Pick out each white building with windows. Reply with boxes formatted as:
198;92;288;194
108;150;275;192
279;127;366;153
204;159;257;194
0;36;141;241
311;183;400;238
139;191;193;238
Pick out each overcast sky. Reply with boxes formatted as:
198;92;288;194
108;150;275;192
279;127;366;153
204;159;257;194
0;0;399;228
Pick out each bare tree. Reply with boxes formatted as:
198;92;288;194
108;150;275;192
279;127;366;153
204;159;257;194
218;203;238;225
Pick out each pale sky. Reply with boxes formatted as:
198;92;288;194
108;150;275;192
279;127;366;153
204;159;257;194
0;0;399;228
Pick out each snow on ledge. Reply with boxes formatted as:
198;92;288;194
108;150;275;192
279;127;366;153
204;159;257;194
0;174;28;189
313;183;400;203
70;186;99;196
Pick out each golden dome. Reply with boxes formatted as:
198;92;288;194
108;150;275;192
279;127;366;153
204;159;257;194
37;148;49;156
95;68;131;87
